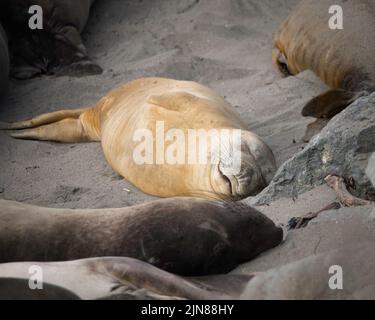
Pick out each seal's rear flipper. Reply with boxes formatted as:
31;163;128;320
9;118;90;143
301;89;358;118
4;107;90;130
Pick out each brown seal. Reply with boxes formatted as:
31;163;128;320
0;197;285;276
0;0;102;79
273;0;375;137
5;77;276;200
0;257;256;300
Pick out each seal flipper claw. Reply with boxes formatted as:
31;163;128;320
301;89;358;118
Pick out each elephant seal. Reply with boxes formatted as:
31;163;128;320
0;23;9;98
0;278;80;300
273;0;375;129
0;197;285;276
0;0;102;79
0;257;255;300
5;77;276;200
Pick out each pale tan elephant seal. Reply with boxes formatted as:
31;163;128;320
0;197;285;276
273;0;375;137
0;0;101;78
0;257;255;300
0;24;9;98
4;77;276;200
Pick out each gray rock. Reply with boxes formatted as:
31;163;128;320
233;205;375;274
366;153;375;187
240;243;375;300
236;205;375;299
250;93;375;206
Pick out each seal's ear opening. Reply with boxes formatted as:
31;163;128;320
301;89;358;118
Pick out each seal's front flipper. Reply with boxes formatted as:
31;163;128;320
147;92;205;112
4;108;90;130
57;60;103;77
11;65;41;80
9;118;90;143
53;25;102;77
301;89;358;118
302;118;330;143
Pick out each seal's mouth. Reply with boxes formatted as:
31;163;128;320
218;163;238;198
273;48;291;77
217;160;268;200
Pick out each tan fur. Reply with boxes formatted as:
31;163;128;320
6;77;276;200
273;0;375;119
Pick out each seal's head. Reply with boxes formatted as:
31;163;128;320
210;130;276;200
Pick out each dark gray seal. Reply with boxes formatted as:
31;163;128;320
0;197;285;276
0;0;102;79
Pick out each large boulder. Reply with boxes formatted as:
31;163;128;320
0;23;9;98
366;153;375;187
241;243;375;299
250;93;375;206
236;205;375;299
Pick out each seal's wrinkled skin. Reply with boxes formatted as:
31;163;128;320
5;78;276;200
0;0;101;79
0;198;284;276
273;0;375;135
0;24;9;98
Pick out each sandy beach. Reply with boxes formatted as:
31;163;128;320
1;0;374;297
0;0;327;210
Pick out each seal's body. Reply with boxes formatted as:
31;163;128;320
0;198;284;276
7;77;276;200
0;0;101;78
0;257;255;300
0;24;9;98
273;0;375;120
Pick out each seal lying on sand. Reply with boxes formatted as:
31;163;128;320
5;77;276;200
273;0;375;137
0;257;255;300
0;197;285;276
0;0;101;79
0;278;80;300
0;24;9;98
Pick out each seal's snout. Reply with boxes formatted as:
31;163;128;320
213;130;276;200
272;47;291;77
218;157;265;200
